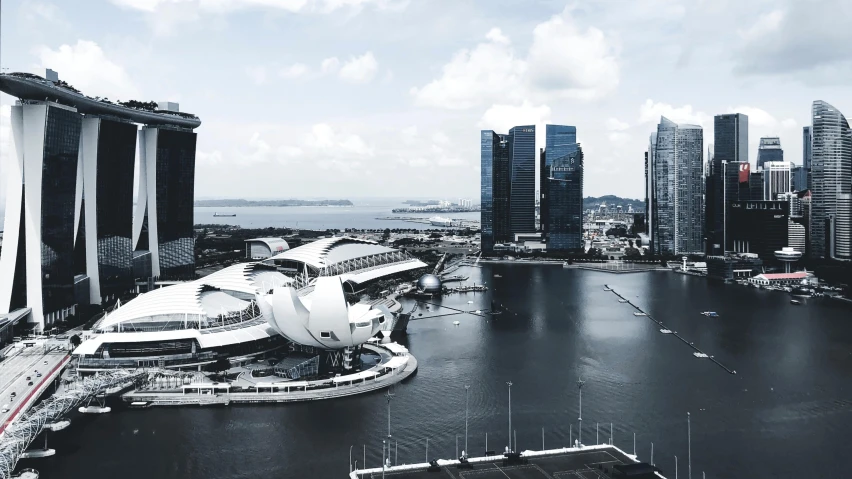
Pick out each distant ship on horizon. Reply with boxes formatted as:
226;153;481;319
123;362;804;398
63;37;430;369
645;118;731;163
213;212;237;217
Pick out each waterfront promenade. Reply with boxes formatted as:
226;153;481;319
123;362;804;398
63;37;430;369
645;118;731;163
123;342;417;407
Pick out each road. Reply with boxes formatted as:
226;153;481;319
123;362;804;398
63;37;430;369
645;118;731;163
0;345;69;432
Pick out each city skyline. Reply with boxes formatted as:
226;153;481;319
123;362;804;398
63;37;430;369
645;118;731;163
1;0;850;207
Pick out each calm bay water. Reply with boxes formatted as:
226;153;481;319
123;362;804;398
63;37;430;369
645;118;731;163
23;266;852;479
194;203;480;230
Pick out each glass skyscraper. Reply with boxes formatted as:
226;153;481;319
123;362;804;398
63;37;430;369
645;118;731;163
542;125;582;250
756;137;783;170
651;117;704;255
810;100;852;259
706;113;748;254
508;126;536;236
480;131;511;251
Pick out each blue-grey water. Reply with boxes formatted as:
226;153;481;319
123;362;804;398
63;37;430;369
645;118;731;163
21;265;852;479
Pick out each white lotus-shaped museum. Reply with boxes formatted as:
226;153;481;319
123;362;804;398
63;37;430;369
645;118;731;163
263;276;384;349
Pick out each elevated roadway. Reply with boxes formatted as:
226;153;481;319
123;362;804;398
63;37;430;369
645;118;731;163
0;346;70;434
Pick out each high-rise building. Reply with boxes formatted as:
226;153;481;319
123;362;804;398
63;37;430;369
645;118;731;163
803;126;813;191
0;71;201;330
646;134;657;246
508;126;536;236
756;137;783;170
749;170;764;201
78;117;138;304
810;100;852;259
132;126;198;279
729;200;790;262
650;117;704;255
480;131;510;251
762;161;792;200
791;164;808;192
542;125;583;250
707;113;749;254
0;101;82;329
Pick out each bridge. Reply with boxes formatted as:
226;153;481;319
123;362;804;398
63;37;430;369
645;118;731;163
0;369;147;479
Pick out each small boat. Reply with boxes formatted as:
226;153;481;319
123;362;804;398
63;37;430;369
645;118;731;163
659;329;672;334
633;312;647;317
453;321;460;326
494;274;502;278
790;299;801;305
693;352;708;358
701;311;719;317
618;299;628;303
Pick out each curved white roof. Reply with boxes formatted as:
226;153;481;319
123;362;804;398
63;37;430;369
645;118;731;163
246;237;290;254
96;263;292;330
269;237;395;269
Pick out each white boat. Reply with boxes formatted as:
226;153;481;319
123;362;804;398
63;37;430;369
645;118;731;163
430;216;453;227
659;329;672;334
79;406;111;414
693;352;708;358
453;321;460;326
790;299;801;305
618;299;628;303
633;312;647;316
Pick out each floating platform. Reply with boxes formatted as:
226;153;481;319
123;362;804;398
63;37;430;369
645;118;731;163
633;312;647;316
44;420;70;431
350;444;664;479
618;299;629;303
20;449;55;459
660;329;672;334
78;406;111;414
693;352;709;358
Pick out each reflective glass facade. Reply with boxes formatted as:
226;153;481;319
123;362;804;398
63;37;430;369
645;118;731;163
756;137;783;170
480;131;510;251
508;126;536;236
96;119;137;296
651;117;704;255
542;125;582;250
155;129;197;278
811;100;852;259
41;106;82;314
707;113;748;254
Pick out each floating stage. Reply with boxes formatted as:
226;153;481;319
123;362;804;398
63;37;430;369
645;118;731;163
350;444;665;479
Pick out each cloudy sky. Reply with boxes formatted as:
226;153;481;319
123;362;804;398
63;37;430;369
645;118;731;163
1;0;851;206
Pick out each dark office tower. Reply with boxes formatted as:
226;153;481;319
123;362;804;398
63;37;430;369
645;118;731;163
539;148;547;233
729;200;790;261
646;134;657;247
133;127;197;278
651;117;704;255
707;113;749;254
0;101;82;329
749;170;764;201
541;125;578;244
810;100;852;259
507;126;536;236
78;117;137;304
481;131;511;252
544;127;583;251
803;126;812;170
756;137;783;170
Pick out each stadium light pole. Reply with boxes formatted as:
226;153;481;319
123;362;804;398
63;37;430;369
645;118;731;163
577;377;585;446
506;381;513;452
465;384;470;457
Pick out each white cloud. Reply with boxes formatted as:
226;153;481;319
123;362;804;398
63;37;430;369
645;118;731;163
321;57;340;73
479;101;551;133
606;118;630;131
738;9;785;41
638;99;709;126
727;106;778;128
196;150;224;166
780;118;798;129
338;52;378;84
526;9;620;101
411;29;525;110
280;63;310;79
34;40;139;100
21;2;68;25
412;10;619;110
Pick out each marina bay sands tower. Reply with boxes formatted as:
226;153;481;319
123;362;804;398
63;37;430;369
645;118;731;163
0;70;200;331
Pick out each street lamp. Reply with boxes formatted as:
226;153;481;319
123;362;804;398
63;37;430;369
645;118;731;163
349;445;353;473
465;384;470;457
506;381;513;452
577;377;585;446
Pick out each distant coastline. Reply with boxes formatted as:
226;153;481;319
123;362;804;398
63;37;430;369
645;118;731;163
194;199;353;207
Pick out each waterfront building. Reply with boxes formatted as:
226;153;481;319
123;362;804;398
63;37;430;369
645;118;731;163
810;100;852;259
706;113;748;254
729;200;790;262
756;137;783;170
245;238;290;260
748;271;811;287
706;253;763;282
480;131;511;251
762;161;792;200
541;125;583;250
508;126;536;236
73;237;427;370
788;222;807;255
650;117;704;255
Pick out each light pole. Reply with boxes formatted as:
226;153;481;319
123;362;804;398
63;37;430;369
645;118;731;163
688;412;692;479
382;440;386;479
675;455;678;479
426;438;429;463
349;445;353;473
465;384;470;457
506;381;513;452
386;388;395;468
577;377;584;446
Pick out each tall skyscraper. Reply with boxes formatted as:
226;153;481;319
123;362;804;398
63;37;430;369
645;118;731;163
791;165;808;192
646;134;657;246
810;100;852;259
133;126;198;279
756;137;783;170
542;125;583;250
706;113;749;254
0;71;201;330
762;161;792;200
480;131;511;251
508;126;536;236
803;126;813;191
651;117;704;255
